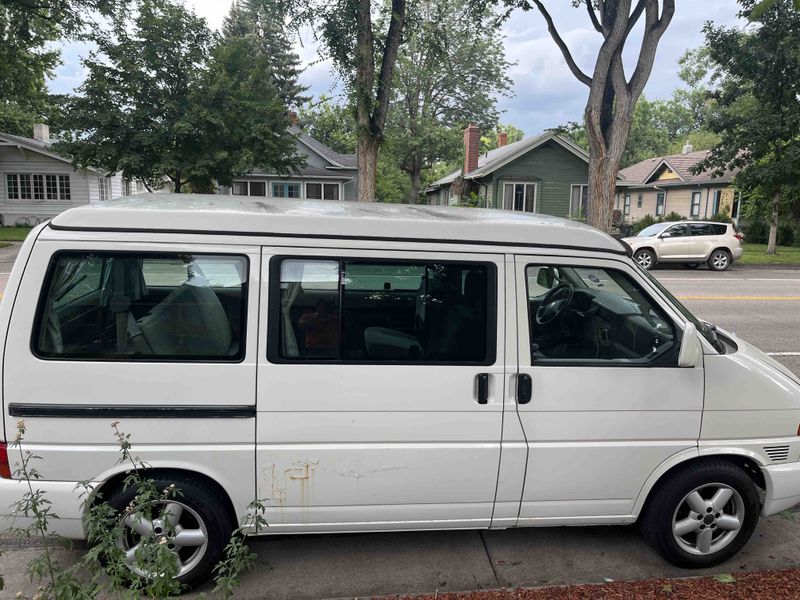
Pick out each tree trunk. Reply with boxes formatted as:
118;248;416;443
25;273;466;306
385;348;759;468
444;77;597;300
174;175;182;194
357;136;380;202
406;155;422;204
767;190;781;254
586;155;618;231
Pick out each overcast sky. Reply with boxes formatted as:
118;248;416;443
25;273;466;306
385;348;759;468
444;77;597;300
48;1;743;136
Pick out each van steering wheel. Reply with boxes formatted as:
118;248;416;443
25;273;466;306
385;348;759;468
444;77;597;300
536;282;574;325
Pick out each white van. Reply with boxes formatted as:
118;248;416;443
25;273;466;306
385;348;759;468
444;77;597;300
2;195;800;588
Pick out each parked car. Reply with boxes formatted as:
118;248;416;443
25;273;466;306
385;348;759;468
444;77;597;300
1;196;798;589
623;221;744;271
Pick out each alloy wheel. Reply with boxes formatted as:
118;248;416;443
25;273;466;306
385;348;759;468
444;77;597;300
636;251;654;269
712;252;729;270
119;500;209;578
671;483;745;556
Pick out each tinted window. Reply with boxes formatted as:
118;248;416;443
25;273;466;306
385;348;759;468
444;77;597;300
712;224;728;235
664;224;689;237
525;265;677;366
274;258;494;363
35;253;247;360
690;223;712;236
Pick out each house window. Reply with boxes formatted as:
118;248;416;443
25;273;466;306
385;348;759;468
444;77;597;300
7;174;70;201
637;193;643;208
503;182;535;212
656;192;665;216
712;190;722;215
33;175;45;200
249;181;266;197
690;191;701;217
306;182;340;201
624;194;631;216
98;177;111;202
272;182;301;198
569;184;589;220
232;181;248;196
58;175;71;200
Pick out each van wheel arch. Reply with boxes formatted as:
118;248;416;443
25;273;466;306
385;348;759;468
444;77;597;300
638;455;765;522
89;467;238;529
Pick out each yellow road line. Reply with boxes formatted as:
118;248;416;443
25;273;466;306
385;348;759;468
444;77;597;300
678;295;800;300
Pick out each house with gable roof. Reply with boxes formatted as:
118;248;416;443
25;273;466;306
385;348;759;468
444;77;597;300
425;124;593;219
615;144;740;223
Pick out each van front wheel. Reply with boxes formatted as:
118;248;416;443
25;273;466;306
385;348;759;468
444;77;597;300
103;474;234;590
640;460;760;568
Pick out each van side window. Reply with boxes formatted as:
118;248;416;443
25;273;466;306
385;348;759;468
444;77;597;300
35;252;248;360
274;258;494;364
525;264;677;366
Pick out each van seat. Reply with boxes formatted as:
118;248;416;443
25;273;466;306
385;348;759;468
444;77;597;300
135;280;234;356
363;327;421;360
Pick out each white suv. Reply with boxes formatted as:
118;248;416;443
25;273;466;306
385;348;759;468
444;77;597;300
624;221;744;271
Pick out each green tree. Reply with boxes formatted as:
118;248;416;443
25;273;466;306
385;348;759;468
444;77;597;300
221;0;308;108
57;0;301;192
0;4;60;134
694;0;800;254
299;96;358;154
481;123;525;153
389;0;513;203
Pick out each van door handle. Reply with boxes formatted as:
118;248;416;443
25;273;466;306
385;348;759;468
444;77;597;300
476;373;489;404
517;374;532;405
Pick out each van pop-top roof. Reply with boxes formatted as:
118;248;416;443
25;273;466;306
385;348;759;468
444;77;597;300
49;194;627;255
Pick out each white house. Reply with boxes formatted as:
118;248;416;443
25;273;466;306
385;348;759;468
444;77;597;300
0;124;134;227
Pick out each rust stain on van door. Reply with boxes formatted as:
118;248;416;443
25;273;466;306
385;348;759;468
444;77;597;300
284;459;318;507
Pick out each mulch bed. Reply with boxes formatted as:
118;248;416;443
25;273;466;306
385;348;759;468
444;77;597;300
379;567;800;599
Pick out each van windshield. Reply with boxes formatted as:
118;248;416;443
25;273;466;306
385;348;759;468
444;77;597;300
637;265;726;354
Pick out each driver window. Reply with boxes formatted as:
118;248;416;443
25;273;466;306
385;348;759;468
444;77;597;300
525;264;678;366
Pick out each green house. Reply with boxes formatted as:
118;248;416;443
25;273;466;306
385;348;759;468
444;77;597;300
425;125;591;219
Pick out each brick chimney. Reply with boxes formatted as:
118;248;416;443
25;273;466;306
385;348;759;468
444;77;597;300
463;124;480;174
288;111;299;127
33;123;50;142
497;131;508;148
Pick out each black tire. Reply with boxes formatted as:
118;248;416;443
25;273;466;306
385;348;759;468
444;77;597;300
634;248;656;270
640;460;760;569
683;263;701;269
707;249;732;272
102;473;235;590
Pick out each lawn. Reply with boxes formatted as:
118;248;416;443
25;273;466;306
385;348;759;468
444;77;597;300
740;243;800;266
0;226;33;241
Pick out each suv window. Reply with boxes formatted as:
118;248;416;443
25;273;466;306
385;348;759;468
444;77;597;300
272;258;494;363
525;264;677;366
664;224;689;237
35;252;247;360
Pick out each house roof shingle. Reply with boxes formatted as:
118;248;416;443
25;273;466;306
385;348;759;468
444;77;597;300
290;126;357;169
619;149;735;187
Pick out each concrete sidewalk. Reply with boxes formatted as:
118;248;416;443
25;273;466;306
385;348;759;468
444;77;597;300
3;511;800;599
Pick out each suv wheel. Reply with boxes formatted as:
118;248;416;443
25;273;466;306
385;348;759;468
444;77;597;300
641;460;760;568
707;249;732;271
634;249;656;270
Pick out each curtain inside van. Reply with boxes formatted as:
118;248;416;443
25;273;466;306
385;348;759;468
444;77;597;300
280;260;305;356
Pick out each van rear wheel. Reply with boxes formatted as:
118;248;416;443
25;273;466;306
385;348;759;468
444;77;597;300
640;460;760;568
102;474;234;590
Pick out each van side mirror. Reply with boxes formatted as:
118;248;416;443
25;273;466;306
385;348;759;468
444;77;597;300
678;323;702;368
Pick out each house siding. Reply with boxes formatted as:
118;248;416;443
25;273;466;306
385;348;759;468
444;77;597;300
618;185;737;222
0;146;97;225
486;141;588;217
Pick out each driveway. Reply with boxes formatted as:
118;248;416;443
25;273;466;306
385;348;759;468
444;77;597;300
2;257;800;599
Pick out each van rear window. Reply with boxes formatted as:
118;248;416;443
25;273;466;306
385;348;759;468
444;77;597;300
34;252;248;361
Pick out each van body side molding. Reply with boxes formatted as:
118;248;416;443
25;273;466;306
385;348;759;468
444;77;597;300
7;404;256;419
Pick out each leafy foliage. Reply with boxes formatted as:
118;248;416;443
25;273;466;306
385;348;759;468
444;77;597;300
55;0;302;192
299;96;358;155
695;0;800;252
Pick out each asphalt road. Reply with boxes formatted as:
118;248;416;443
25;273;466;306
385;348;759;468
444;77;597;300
2;256;800;599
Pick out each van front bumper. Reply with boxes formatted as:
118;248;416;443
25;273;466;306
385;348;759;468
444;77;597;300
761;462;800;516
0;478;87;539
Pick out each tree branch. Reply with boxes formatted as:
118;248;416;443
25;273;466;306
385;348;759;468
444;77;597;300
373;0;406;131
586;0;602;32
629;0;675;98
531;0;592;86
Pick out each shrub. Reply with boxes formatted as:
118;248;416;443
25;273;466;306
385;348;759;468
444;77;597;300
631;214;657;235
742;219;769;244
662;211;686;222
